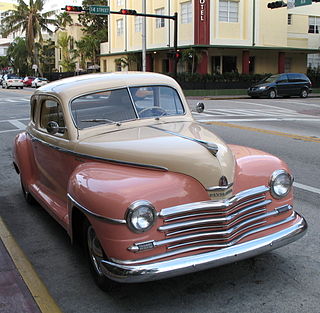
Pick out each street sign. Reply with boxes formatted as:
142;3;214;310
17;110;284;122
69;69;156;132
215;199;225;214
89;5;110;15
294;0;312;6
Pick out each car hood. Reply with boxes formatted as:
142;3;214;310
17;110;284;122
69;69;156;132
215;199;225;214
75;121;235;191
251;82;271;88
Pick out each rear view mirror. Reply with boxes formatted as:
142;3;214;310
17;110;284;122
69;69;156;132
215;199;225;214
47;121;66;134
196;102;205;113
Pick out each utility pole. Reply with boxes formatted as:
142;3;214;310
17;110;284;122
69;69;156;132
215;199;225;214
142;0;146;71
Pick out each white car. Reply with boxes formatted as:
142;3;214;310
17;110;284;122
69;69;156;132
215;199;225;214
32;77;49;88
2;74;24;89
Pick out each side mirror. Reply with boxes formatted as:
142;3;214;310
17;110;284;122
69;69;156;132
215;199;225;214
196;102;205;113
47;121;66;135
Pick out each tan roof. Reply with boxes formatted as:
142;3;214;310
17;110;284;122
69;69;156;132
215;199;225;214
36;72;184;103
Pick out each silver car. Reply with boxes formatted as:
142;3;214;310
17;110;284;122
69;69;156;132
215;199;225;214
2;74;24;89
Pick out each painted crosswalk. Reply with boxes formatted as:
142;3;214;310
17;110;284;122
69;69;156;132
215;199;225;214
0;98;30;103
0;118;29;134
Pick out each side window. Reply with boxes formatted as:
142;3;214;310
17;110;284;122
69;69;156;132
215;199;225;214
40;99;65;133
277;75;288;83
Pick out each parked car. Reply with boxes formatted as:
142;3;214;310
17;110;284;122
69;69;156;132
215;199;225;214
23;76;35;87
248;73;312;99
13;72;307;290
31;77;48;88
2;74;23;89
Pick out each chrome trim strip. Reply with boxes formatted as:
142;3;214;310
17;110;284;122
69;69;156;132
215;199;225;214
164;195;266;222
165;208;267;237
145;207;281;249
27;131;168;171
160;185;270;218
159;200;271;232
68;193;126;224
99;214;307;283
206;183;234;192
148;125;219;156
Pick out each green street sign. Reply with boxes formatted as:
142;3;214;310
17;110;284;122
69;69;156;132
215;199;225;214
89;5;110;15
294;0;312;7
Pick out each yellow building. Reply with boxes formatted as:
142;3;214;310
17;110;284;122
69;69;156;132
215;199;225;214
54;12;85;72
100;0;320;74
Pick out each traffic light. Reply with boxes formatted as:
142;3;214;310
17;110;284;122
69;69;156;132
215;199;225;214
175;51;181;60
62;5;83;12
119;8;137;15
267;1;287;8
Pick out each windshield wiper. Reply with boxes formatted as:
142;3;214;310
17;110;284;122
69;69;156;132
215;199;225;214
80;119;121;126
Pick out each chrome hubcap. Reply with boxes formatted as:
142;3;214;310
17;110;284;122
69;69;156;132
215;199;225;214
87;226;104;276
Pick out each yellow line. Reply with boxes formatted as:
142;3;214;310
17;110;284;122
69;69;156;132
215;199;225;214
0;217;63;313
206;121;320;143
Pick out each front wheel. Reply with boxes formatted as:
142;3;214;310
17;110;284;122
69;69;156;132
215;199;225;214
20;176;35;204
83;220;116;291
268;89;276;99
300;88;308;98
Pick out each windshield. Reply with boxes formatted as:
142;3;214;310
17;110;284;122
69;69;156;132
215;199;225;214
70;85;185;129
260;75;280;83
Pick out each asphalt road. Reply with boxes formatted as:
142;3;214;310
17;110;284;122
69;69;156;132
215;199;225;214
1;88;319;313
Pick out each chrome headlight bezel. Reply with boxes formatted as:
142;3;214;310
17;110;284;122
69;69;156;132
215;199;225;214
125;200;157;233
269;170;293;199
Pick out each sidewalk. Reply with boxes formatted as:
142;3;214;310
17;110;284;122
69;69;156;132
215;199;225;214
0;217;62;313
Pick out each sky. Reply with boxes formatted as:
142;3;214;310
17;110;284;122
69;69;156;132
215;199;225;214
2;0;83;12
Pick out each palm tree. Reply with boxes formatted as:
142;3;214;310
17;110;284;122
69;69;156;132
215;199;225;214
1;0;57;75
7;37;30;76
55;12;73;30
75;36;100;71
57;32;76;72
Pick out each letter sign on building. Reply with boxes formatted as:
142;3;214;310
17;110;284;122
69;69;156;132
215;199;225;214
194;0;210;45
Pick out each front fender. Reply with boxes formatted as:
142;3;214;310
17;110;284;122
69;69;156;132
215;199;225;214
229;144;293;204
13;132;36;185
67;162;209;260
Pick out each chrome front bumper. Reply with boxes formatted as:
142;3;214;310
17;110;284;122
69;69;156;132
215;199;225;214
100;214;307;283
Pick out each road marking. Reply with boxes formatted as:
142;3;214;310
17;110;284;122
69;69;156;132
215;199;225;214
198;117;320;122
0;217;63;313
9;119;27;129
0;128;24;134
294;182;320;195
205;121;320;143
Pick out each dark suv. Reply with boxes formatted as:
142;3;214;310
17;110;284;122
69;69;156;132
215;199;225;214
248;73;312;99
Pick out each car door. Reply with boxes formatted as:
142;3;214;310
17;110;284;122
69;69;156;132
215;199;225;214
275;74;289;96
31;95;76;224
287;73;301;95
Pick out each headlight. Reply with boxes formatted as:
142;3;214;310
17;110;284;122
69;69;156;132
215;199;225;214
270;170;293;199
126;200;157;233
258;86;267;90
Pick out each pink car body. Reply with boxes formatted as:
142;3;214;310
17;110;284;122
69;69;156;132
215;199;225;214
13;72;307;287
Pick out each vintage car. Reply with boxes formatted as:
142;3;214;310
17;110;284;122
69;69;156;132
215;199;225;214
13;72;307;290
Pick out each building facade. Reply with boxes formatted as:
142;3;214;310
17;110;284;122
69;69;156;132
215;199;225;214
100;0;320;74
54;12;85;72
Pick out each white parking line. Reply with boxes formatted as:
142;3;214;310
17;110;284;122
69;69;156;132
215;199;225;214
9;120;26;129
197;117;320;122
294;182;320;195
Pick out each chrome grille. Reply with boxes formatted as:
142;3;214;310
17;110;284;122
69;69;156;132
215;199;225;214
128;186;294;254
158;186;271;250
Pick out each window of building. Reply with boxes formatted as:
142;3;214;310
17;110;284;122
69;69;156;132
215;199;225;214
135;16;142;32
288;14;292;25
308;16;320;33
285;57;292;73
308;54;320;69
117;19;124;36
155;8;165;28
219;0;239;23
181;1;192;24
117;0;123;6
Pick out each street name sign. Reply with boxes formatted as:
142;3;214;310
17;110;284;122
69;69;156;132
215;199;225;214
287;0;312;8
89;5;110;15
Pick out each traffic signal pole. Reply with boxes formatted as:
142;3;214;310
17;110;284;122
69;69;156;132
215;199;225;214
111;10;179;74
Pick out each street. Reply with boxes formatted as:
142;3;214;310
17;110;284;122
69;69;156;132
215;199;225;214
0;88;319;313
